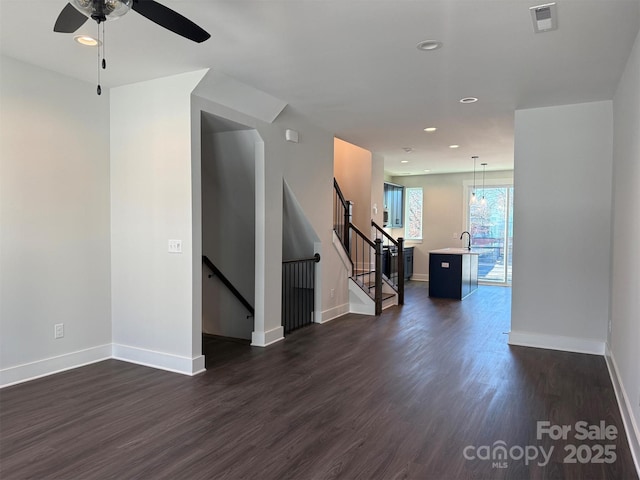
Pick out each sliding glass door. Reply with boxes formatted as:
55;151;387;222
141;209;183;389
468;186;513;284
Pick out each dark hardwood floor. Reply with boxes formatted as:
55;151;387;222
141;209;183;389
1;282;637;479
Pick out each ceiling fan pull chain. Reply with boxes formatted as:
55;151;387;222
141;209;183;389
102;22;106;70
96;20;102;95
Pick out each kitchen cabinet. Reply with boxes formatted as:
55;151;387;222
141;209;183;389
382;246;413;281
382;247;396;279
403;247;414;280
383;182;404;228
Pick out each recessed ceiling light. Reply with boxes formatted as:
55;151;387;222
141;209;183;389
423;169;431;173
74;35;101;47
460;97;479;104
449;144;460;149
423;127;437;132
401;160;409;164
416;40;443;51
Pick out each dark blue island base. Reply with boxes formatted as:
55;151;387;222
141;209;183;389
428;249;479;300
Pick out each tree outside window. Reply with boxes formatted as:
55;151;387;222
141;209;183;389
404;187;423;240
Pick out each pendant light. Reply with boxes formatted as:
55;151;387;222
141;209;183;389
469;156;478;205
480;163;487;206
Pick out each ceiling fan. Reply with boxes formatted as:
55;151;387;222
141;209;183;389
53;0;210;94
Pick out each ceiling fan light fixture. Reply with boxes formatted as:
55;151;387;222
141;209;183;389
71;0;133;22
74;34;101;46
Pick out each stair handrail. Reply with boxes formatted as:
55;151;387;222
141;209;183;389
371;220;405;305
371;220;398;245
349;222;376;248
333;178;348;207
282;253;321;264
202;255;254;317
333;178;352;253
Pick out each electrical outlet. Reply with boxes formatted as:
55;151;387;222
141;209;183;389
452;232;459;240
54;323;64;339
330;288;335;299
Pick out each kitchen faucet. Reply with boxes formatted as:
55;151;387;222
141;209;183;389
460;231;471;250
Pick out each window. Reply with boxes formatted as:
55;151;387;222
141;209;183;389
404;187;423;240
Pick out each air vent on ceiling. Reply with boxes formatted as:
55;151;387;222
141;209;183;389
530;2;558;33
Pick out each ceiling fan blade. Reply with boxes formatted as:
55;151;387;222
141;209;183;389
132;0;210;43
54;3;89;33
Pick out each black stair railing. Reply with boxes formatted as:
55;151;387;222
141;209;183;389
202;255;254;317
333;178;352;253
372;220;404;305
334;178;396;315
349;223;383;315
282;253;321;334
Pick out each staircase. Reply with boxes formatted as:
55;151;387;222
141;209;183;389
334;179;404;315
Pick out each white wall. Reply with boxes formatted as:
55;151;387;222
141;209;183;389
510;101;613;354
110;70;207;375
388;170;514;281
267;108;337;326
201;129;257;340
0;57;112;386
610;27;640;466
334;138;373;231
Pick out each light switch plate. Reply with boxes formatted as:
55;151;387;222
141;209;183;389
168;239;182;253
54;323;64;339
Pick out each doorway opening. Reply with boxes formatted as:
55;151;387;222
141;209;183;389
200;112;261;366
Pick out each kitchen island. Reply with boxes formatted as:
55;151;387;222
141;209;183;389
429;248;480;300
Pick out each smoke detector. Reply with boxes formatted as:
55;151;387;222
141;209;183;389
530;3;558;33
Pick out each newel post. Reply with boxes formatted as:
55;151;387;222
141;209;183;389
374;238;383;315
344;200;353;253
397;237;404;305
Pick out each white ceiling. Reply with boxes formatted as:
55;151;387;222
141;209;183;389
1;0;639;175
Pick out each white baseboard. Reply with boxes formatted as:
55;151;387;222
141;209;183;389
251;326;284;347
0;344;112;388
112;344;205;376
508;330;605;355
349;303;375;315
605;344;640;476
320;303;349;323
411;273;429;282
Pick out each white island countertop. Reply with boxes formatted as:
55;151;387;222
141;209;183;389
430;248;481;255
